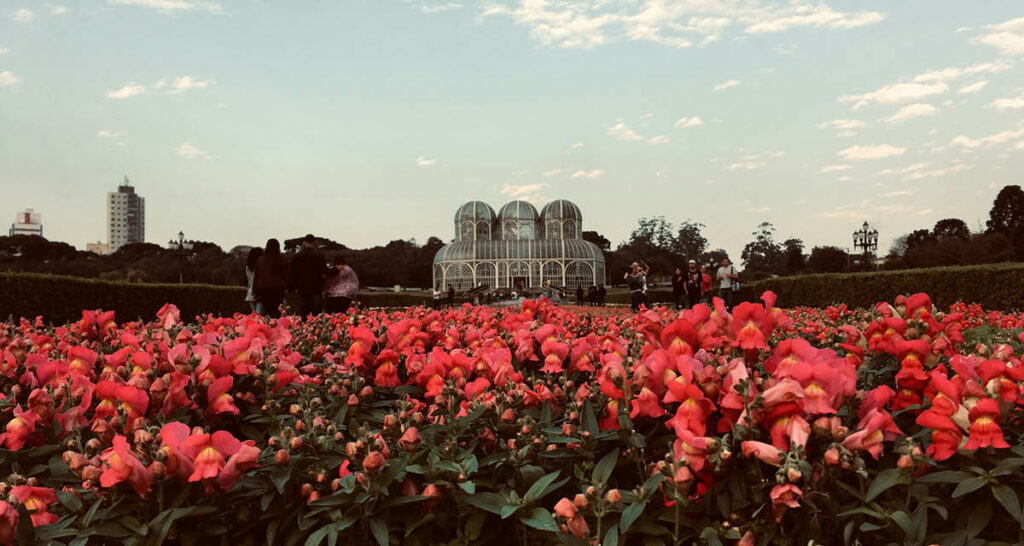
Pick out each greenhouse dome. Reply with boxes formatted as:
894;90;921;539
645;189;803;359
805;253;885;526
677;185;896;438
433;199;606;291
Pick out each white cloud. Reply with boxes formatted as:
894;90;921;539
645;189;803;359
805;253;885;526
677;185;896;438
912;60;1012;83
648;135;669;144
106;83;147;99
569;142;584;149
959;81;988;95
836;175;853;182
479;1;883;50
903;164;970;181
168;75;214;94
541;169;562;177
569;169;603;179
838;144;906;160
0;71;21;88
12;8;35;23
836;130;857;138
107;0;223;14
973;19;1024;56
48;4;68;15
879;162;928;175
819;164;851;173
991;95;1024;109
97;129;125;137
839;82;947;109
674;116;703;128
0;48;8;56
726;162;762;171
883;190;915;197
415;155;437;167
884;103;937;124
606;119;643;142
713;79;741;91
499;183;547;201
819;119;867;130
951;126;1024;149
418;2;462;13
175;141;212;159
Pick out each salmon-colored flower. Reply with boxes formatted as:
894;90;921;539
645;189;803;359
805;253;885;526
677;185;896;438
206;376;240;417
540;339;569;374
741;441;783;466
179;430;243;492
770;483;802;522
0;405;36;450
373;350;402;388
0;501;16;545
157;303;181;329
843;408;901;459
100;434;153;498
219;441;261;491
629;386;666;419
9;486;58;527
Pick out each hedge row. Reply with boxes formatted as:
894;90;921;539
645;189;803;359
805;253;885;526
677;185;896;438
600;263;1024;310
3;263;1024;323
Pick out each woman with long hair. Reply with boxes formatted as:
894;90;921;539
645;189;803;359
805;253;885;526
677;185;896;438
245;246;264;313
252;238;288;318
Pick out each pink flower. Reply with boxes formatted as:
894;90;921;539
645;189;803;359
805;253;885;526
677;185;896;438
100;434;153;498
770;484;803;522
741;441;782;466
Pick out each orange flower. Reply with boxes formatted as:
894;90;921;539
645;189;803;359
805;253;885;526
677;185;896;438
180;430;243;492
0;405;36;450
9;486;58;527
963;398;1009;450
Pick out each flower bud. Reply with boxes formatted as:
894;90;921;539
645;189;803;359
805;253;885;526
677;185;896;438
897;455;914;469
604;488;622;504
573;494;588;508
399;427;421;453
786;468;802;483
362;451;386;475
275;449;291;464
824;447;840;466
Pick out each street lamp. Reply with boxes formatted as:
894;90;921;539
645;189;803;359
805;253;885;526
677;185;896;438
852;221;879;270
168;231;194;284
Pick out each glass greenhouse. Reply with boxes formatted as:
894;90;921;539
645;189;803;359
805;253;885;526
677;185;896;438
433;199;607;291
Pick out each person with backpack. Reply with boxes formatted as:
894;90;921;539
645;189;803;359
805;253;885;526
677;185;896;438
716;257;740;310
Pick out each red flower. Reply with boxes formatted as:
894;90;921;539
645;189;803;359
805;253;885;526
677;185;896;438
373;350;402;388
9;486;58;527
219;441;261;491
915;410;961;461
597;399;620;431
540;339;569;374
180;430;244;492
206;376;241;417
963;398;1010;450
741;441;782;466
0;405;36;450
100;434;153;498
843;408;901;459
660;318;698;358
731;302;773;351
672;429;709;472
0;501;16;546
629;386;666;419
157;303;181;329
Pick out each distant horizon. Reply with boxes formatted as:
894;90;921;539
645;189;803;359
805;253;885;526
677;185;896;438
2;2;1022;261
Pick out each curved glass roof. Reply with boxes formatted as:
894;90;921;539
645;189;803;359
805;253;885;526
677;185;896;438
540;200;583;222
434;238;606;264
498;200;539;222
454;201;497;223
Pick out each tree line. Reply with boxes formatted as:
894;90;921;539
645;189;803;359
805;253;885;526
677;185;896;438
2;185;1021;288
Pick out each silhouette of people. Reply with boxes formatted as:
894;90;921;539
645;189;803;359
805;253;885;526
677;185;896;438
324;254;359;313
291;234;328;317
245;247;263;313
624;260;649;311
685;260;702;309
252;238;288;318
446;284;455;307
671;267;685;309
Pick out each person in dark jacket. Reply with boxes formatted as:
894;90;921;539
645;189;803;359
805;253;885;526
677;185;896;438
597;284;606;307
252;238;289;318
446;285;455;307
685;260;702;308
671;267;685;309
290;234;328;317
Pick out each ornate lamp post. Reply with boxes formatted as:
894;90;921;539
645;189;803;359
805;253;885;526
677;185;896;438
851;221;879;271
168;230;194;284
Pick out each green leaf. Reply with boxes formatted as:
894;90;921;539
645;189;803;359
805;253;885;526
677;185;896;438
990;458;1024;477
458;481;476;494
952;477;987;498
56;490;83;512
619;501;645;534
966;500;992;538
465;512;486;541
640;473;665;498
519;508;559;533
916;470;972;484
524;470;560;502
379;495;429;509
700;526;723;546
604;525;620;546
582;400;599;436
501;504;519;519
991;484;1023;525
370;517;389;546
271;466;291;494
865;468;910;502
459;492;506;515
593;449;618;485
82;496;103;527
891;511;913;536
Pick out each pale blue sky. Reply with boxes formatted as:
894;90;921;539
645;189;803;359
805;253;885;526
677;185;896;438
1;1;1022;260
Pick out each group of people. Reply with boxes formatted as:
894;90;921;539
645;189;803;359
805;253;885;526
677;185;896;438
574;284;608;306
244;234;360;318
625;257;741;312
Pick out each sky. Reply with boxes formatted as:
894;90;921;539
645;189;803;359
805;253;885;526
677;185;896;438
1;0;1023;261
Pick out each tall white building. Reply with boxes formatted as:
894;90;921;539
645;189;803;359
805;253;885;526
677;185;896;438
107;177;145;252
10;208;43;237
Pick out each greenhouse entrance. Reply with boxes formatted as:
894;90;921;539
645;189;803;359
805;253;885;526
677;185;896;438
511;277;527;291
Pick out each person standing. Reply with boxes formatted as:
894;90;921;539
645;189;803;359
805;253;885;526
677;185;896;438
446;284;455;307
432;287;442;309
700;265;713;305
324;254;359;313
624;261;649;312
597;284;607;307
291;234;328;317
716;258;739;309
576;286;585;305
244;247;263;313
671;267;685;309
253;238;288;319
685;260;702;309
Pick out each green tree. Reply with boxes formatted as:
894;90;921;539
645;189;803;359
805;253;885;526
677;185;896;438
782;238;806;275
582;231;611;252
741;222;783;273
932;218;971;240
673;220;708;261
807;246;849;273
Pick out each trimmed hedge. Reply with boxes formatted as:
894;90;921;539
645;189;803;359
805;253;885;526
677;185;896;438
4;263;1024;323
737;262;1024;310
0;272;249;324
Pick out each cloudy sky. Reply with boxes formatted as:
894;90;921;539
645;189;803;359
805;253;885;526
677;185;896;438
1;1;1022;260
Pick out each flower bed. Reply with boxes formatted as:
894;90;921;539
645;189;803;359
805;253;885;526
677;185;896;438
0;295;1022;545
